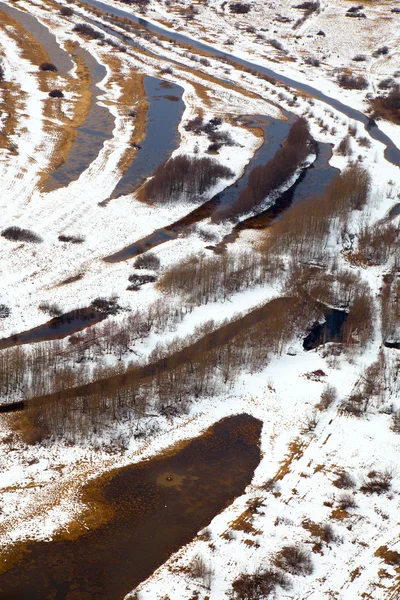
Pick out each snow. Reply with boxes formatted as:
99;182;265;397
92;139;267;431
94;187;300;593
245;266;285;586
0;0;399;598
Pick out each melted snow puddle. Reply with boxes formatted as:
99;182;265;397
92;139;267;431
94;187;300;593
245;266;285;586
0;414;262;600
43;47;114;191
110;76;185;199
0;2;73;73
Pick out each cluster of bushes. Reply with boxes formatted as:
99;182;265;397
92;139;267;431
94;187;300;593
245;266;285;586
337;72;368;90
157;248;281;305
229;3;251;14
144;155;234;203
39;62;57;72
72;23;105;40
1;226;42;243
371;85;400;124
212;117;310;222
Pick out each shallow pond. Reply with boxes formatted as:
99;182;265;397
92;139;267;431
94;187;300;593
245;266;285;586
0;414;262;600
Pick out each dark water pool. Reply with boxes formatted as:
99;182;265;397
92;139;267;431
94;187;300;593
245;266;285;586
0;414;262;600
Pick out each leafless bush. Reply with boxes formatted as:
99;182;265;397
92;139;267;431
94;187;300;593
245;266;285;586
371;85;400;124
49;89;64;98
378;78;395;90
60;6;73;16
305;56;320;67
318;384;337;410
319;523;338;543
40;62;58;72
336;492;357;510
273;545;314;576
352;54;367;62
372;46;389;58
337;135;352;156
133;252;161;270
73;23;105;39
0;304;10;319
145;155;233;203
0;62;4;82
1;226;42;243
38;302;63;318
231;567;291;599
392;410;400;433
333;470;356;489
128;273;157;290
268;39;285;52
90;296;122;315
58;234;85;244
337;73;368;90
357;136;371;147
229;3;251;14
360;470;392;495
356;223;398;265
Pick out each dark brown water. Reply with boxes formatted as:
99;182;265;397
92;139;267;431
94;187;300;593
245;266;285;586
0;307;106;350
0;414;262;600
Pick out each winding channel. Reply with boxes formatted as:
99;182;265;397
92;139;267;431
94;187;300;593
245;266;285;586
82;0;400;166
110;76;185;198
0;2;73;73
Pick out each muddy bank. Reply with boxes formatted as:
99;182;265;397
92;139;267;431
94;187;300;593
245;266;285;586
43;47;114;190
110;76;185;198
0;307;106;350
0;414;262;600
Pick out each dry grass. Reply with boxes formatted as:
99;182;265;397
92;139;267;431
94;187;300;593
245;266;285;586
99;54;148;176
39;41;92;188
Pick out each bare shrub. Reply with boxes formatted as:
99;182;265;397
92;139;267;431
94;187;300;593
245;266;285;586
58;234;85;244
337;73;368;90
145;155;233;203
231;567;291;599
360;470;392;495
392;410;400;433
229;2;251;14
49;89;64;98
91;296;121;315
40;62;57;72
73;23;105;39
372;46;389;58
319;523;338;543
0;304;11;319
13;413;48;445
305;56;320;67
378;78;395;90
0;62;4;81
1;226;42;243
60;6;73;16
268;39;285;52
336;492;357;510
318;384;337;410
333;471;356;489
273;545;313;576
357;136;371;147
337;135;352;156
127;273;157;290
133;252;161;270
371;85;400;124
352;54;367;62
38;302;63;317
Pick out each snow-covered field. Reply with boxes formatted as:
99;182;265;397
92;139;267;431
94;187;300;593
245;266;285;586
0;0;400;598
